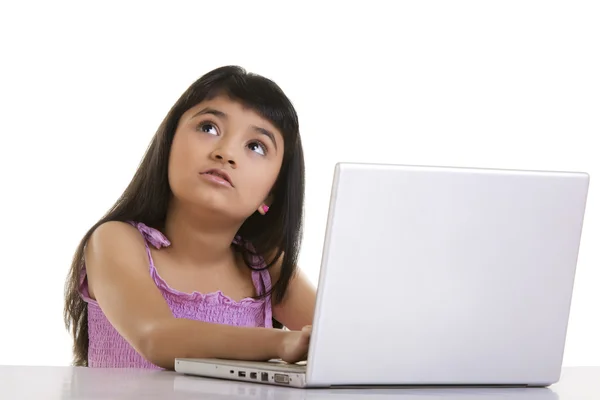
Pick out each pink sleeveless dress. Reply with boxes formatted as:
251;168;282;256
79;221;273;368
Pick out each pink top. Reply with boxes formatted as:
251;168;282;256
79;221;273;368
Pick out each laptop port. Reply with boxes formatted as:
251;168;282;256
261;372;269;382
238;371;246;378
274;374;289;384
250;372;257;379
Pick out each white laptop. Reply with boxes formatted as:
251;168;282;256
175;162;589;389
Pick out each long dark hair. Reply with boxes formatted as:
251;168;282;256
63;66;305;366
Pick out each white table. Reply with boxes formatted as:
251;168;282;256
0;366;597;399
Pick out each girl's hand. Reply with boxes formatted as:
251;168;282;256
279;325;312;364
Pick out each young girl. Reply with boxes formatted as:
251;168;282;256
63;66;316;369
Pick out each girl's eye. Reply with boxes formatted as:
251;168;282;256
248;141;267;156
198;123;218;135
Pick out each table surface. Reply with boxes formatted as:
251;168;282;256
0;366;598;399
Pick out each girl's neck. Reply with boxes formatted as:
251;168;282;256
163;201;242;268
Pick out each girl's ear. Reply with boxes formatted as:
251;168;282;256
258;204;270;215
257;195;273;215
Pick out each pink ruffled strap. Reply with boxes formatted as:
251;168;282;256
235;235;273;328
128;221;170;249
257;269;273;328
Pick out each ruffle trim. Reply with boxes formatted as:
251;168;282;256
149;265;266;307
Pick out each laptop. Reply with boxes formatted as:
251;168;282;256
175;162;589;388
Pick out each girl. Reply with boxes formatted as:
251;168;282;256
63;66;316;369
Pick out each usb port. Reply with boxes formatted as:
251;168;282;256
250;372;257;379
261;372;269;382
238;371;246;377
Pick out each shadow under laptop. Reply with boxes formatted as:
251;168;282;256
173;375;559;400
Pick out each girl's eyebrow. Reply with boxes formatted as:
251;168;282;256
192;107;227;120
251;126;278;152
192;107;278;151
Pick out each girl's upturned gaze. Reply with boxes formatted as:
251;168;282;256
63;66;316;369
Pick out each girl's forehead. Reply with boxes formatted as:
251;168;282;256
186;96;260;119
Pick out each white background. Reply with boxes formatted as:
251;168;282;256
0;1;597;367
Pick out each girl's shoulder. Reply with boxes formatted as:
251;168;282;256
82;221;155;301
88;221;145;250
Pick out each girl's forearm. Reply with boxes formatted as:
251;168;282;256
139;318;286;369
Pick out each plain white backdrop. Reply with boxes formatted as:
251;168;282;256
0;1;597;367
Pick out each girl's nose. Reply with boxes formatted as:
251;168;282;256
210;147;237;168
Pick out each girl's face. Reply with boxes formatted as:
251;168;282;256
168;95;285;221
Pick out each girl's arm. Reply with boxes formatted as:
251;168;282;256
85;221;302;370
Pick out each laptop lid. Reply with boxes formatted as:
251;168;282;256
306;163;588;387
